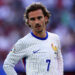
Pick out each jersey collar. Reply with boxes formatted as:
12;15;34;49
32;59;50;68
31;31;48;40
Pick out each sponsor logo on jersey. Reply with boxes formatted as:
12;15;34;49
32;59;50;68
33;50;40;54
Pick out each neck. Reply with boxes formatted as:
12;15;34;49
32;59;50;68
32;30;47;38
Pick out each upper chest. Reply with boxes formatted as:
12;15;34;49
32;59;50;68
26;39;58;60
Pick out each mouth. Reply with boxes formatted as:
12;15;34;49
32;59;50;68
35;25;41;28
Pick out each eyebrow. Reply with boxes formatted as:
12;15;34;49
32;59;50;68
37;16;42;19
30;16;43;20
30;17;35;20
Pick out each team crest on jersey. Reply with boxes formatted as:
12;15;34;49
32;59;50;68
51;43;58;59
51;43;58;52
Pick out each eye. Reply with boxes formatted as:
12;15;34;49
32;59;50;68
30;18;35;21
37;16;42;20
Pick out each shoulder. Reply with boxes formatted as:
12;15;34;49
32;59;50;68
48;32;61;49
13;33;31;52
16;32;31;44
48;32;60;40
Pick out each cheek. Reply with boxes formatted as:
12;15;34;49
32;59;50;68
41;18;45;23
29;21;35;28
30;21;35;25
41;19;45;25
42;19;46;27
29;21;32;25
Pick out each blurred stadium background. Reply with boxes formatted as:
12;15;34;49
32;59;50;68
0;0;75;75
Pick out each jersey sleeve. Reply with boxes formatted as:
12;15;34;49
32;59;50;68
57;36;64;75
3;39;27;75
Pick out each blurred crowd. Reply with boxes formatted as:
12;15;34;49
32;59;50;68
0;0;75;75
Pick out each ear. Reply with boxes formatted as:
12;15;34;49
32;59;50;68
45;16;48;24
26;19;31;27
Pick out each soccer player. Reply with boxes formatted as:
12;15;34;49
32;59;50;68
3;2;63;75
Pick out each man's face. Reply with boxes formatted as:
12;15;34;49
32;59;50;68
28;9;48;33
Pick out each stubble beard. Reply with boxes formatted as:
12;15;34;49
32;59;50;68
36;29;43;33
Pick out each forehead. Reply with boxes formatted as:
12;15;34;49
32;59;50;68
28;9;44;18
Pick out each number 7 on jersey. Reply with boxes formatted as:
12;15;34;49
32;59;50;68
46;59;51;71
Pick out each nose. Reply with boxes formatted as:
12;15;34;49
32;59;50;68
35;18;39;24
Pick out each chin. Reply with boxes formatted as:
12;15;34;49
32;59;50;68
36;30;43;33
